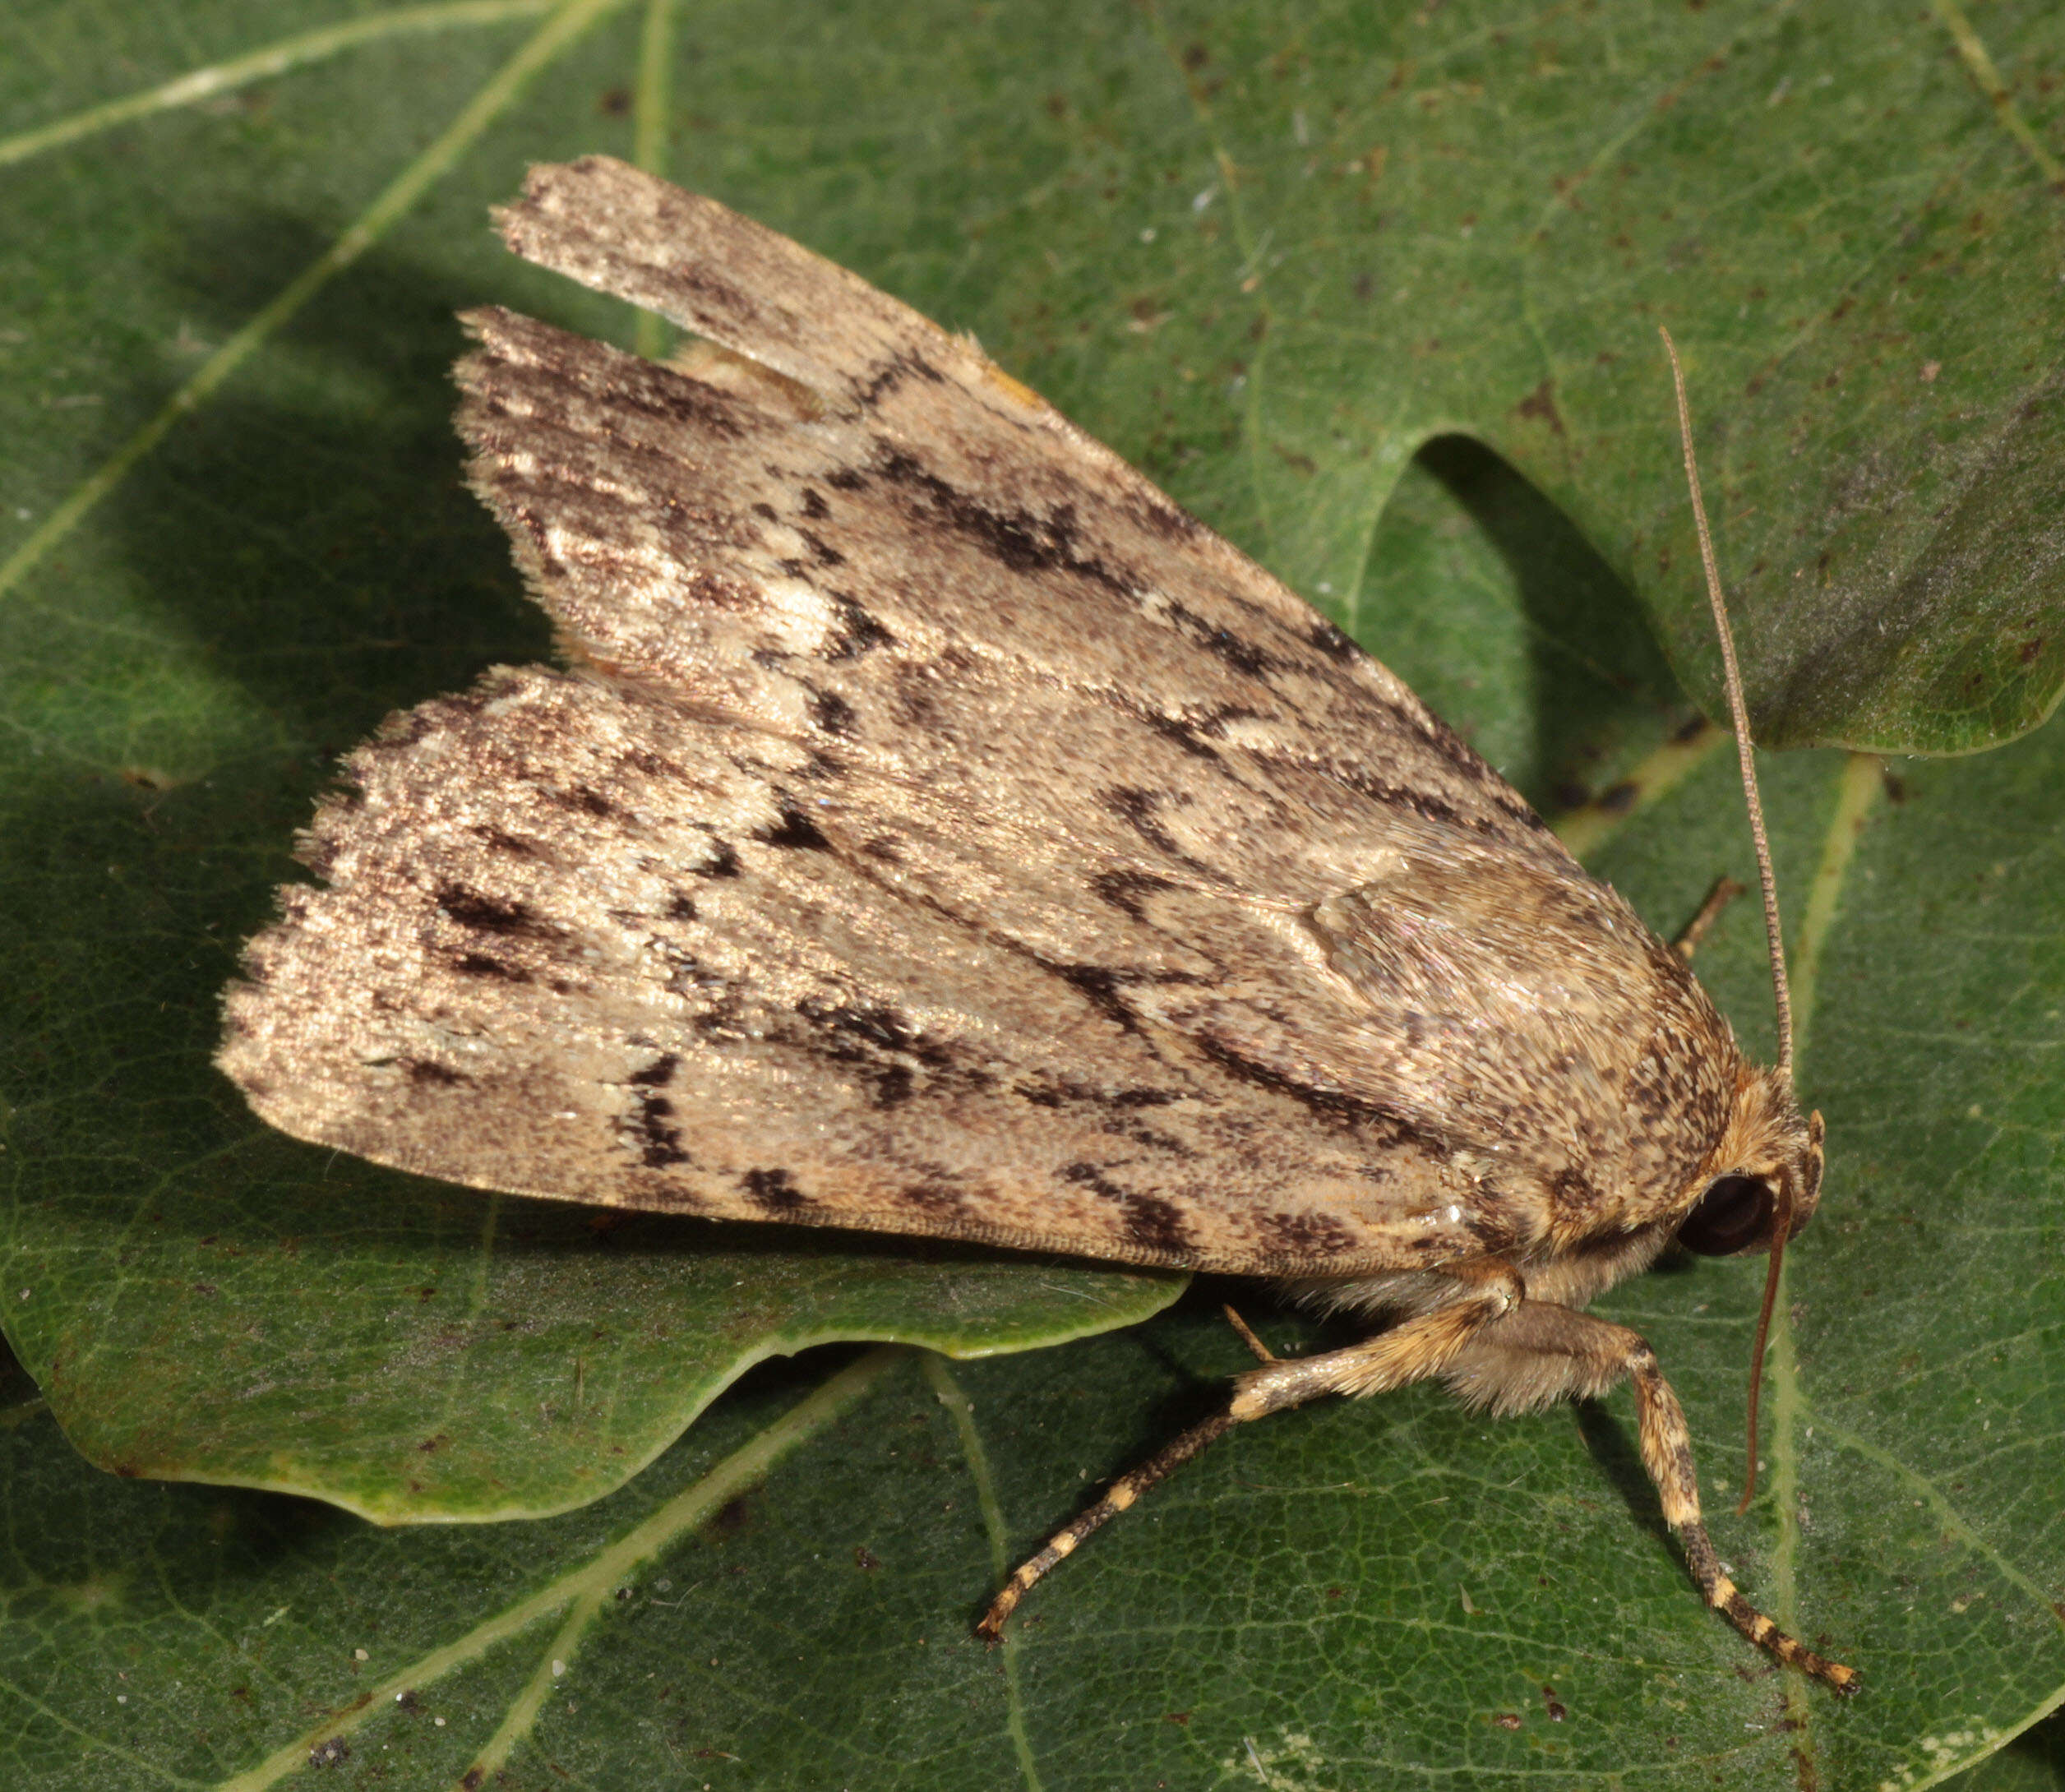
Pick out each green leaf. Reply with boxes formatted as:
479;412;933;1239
21;1189;1180;1522
3;2;2064;1787
1948;1715;2065;1792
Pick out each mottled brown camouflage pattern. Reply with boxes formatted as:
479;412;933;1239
219;158;1808;1282
217;159;1850;1688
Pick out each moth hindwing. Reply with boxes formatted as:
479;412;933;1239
218;155;1852;1690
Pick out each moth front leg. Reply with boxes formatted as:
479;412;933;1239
1672;874;1745;962
981;1277;1858;1693
1441;1300;1858;1692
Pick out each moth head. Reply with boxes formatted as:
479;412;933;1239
1684;1064;1825;1517
1679;1067;1823;1259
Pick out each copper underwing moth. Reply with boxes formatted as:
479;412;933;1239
218;155;1856;1692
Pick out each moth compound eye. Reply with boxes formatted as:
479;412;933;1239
1679;1175;1775;1256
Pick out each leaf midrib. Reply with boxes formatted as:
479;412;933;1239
209;1346;903;1792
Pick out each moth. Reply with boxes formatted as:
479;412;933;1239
219;156;1855;1690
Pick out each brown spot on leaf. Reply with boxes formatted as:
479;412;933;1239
1515;380;1564;435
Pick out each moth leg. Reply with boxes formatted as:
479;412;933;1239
1672;874;1745;962
974;1405;1238;1641
1443;1300;1859;1693
1227;1258;1525;1420
977;1262;1522;1640
1221;1303;1277;1364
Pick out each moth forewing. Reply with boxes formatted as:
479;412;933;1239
218;156;1853;1693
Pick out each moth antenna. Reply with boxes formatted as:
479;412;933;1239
1660;326;1798;1519
1735;1182;1791;1514
1658;326;1794;1082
